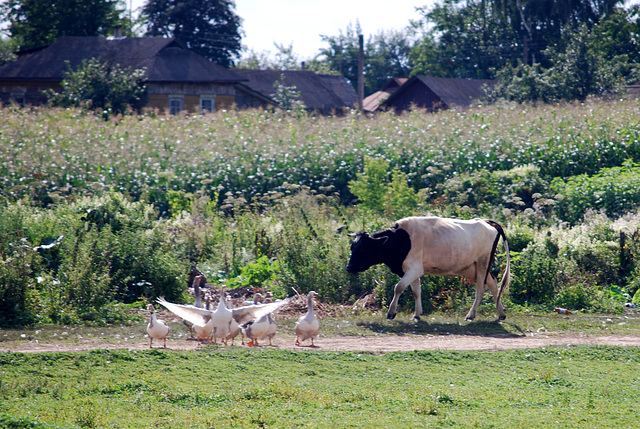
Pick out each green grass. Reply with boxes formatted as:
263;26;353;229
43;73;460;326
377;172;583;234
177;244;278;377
0;344;639;428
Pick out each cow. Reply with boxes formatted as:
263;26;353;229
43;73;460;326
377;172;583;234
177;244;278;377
346;216;510;322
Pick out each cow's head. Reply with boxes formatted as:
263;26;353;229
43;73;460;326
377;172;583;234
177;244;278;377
346;231;389;274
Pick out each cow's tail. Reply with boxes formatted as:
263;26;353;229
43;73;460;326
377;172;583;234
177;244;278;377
485;220;511;303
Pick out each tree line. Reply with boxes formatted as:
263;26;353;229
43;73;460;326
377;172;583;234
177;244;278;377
1;0;640;103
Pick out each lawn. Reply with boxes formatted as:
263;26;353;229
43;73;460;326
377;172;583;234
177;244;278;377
1;311;639;428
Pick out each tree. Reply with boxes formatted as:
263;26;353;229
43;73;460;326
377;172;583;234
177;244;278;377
236;43;301;70
1;0;125;51
491;24;639;103
143;0;241;67
47;58;147;116
317;23;415;95
0;38;18;66
409;0;521;79
486;0;623;66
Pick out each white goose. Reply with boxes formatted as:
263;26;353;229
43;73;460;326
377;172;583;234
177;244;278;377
295;291;320;347
157;294;289;347
225;292;261;346
259;313;278;346
146;304;170;349
183;275;204;339
241;313;270;347
157;297;214;346
210;286;232;345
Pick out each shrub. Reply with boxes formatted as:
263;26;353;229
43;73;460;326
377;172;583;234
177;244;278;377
47;58;147;116
349;158;418;219
551;161;640;224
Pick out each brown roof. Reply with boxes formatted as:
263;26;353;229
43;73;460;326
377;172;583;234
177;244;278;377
384;76;495;111
0;36;241;83
234;69;357;112
363;77;408;112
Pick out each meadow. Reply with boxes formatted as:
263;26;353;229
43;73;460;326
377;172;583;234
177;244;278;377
1;343;639;428
2;99;640;327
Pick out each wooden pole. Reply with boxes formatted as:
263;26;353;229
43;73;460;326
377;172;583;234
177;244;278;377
357;34;364;111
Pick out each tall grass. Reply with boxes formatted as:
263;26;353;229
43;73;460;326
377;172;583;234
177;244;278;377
3;99;640;327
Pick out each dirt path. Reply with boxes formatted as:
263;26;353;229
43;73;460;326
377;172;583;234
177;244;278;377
2;332;638;354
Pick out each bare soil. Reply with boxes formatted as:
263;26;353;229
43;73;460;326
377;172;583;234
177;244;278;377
1;294;638;354
1;331;638;354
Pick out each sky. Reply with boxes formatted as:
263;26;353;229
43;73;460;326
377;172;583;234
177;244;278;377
129;0;435;60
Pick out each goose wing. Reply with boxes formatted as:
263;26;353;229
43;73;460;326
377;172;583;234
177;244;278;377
157;297;213;328
231;298;290;325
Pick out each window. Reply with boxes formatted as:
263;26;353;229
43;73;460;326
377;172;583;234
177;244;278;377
11;88;26;106
201;96;215;113
169;97;183;115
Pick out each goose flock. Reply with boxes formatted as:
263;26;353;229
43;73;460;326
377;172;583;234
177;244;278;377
149;288;320;348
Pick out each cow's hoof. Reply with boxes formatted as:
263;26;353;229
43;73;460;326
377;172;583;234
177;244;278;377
387;313;396;320
465;316;475;322
498;314;506;321
412;316;421;322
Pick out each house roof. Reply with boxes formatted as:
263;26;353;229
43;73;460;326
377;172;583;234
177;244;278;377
383;76;495;110
0;36;241;83
363;77;408;112
233;69;357;112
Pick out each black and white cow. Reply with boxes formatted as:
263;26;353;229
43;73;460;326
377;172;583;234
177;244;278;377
346;216;510;321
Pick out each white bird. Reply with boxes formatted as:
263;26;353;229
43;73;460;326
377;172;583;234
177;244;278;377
241;313;271;347
210;286;232;345
260;313;278;346
225;292;261;346
184;275;204;339
157;294;290;347
146;304;170;349
295;291;320;347
157;297;214;346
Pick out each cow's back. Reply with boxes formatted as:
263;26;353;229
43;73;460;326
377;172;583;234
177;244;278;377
395;217;498;275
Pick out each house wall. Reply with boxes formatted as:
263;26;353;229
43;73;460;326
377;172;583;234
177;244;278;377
387;81;446;112
146;82;238;113
0;81;60;106
0;80;242;113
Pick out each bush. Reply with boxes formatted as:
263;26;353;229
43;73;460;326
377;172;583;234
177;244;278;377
47;58;147;116
551;161;640;224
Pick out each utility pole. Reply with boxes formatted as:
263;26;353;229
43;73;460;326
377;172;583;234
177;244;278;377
357;34;364;111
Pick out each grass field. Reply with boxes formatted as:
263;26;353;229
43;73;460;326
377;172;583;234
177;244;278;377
1;345;639;428
1;311;639;428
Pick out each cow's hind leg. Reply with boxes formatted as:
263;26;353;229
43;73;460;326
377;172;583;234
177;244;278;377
465;263;486;321
486;273;506;320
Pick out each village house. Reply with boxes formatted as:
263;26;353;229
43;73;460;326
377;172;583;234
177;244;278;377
0;36;357;114
364;76;495;113
0;36;269;113
234;69;357;114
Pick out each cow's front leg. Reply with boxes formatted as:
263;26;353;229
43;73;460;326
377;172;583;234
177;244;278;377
387;270;422;320
409;278;422;321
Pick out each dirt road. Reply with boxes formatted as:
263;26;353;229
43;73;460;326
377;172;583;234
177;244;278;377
2;332;638;354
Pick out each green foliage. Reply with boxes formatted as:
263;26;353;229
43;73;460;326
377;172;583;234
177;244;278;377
349;158;418;218
0;37;17;66
551;161;640;224
510;237;560;305
1;0;125;50
3;101;640;325
47;59;147;116
272;74;306;112
143;0;242;67
493;24;639;103
410;0;520;79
